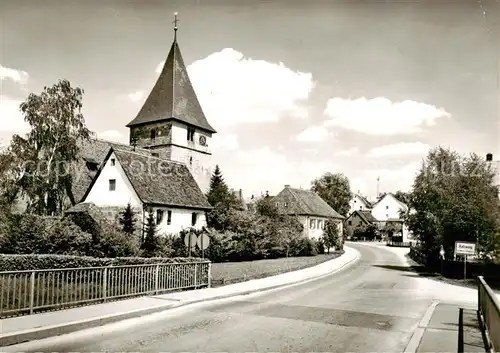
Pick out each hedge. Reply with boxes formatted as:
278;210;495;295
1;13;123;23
0;253;208;272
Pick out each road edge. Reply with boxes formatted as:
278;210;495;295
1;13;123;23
0;246;361;347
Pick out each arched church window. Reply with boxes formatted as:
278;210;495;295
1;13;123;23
150;128;156;139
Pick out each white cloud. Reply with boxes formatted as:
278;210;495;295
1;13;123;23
323;97;451;135
0;65;29;84
97;129;127;143
335;147;359;156
0;95;30;133
296;126;330;143
211;133;239;151
367;142;431;158
128;91;144;102
157;48;315;129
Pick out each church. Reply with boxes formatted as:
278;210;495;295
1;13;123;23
71;16;216;235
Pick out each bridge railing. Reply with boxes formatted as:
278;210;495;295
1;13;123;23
478;276;500;352
0;261;211;318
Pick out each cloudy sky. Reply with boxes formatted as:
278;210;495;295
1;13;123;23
1;0;499;200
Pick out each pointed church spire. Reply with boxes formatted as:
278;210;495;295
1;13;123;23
126;12;216;133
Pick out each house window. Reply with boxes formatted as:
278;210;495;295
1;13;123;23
110;158;115;166
150;128;156;139
284;202;288;207
167;210;172;225
318;220;323;229
189;156;193;165
360;206;363;210
386;205;389;209
156;209;164;225
109;179;116;191
191;212;197;226
310;219;315;229
348;220;352;225
152;152;159;158
187;127;195;141
276;202;279;207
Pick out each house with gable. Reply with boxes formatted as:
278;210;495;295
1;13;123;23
344;210;378;239
273;185;344;240
348;193;372;215
82;147;211;234
370;193;411;242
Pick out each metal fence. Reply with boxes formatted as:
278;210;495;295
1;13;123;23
0;261;211;318
478;276;500;352
386;241;412;247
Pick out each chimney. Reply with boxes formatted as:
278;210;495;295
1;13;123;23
284;184;290;188
239;189;243;199
486;153;493;162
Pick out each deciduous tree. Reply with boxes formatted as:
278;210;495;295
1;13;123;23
4;79;91;215
311;173;352;217
402;147;500;261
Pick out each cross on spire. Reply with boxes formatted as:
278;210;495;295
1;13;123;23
173;12;179;41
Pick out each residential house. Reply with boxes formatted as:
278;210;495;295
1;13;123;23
370;193;411;242
348;193;372;215
81;147;211;235
273;185;344;240
344;210;378;239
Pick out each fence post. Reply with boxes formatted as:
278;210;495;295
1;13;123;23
29;271;35;315
103;267;108;303
458;307;464;353
208;262;212;288
194;262;198;289
155;265;159;294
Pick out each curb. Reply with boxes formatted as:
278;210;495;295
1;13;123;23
0;247;360;347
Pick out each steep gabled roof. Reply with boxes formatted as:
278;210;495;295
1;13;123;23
71;138;153;203
274;187;344;219
83;147;211;210
355;194;372;208
126;36;216;133
358;210;378;223
371;192;408;211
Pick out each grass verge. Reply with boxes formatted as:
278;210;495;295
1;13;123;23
210;251;344;287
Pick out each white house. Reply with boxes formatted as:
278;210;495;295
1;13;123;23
82;147;211;235
370;193;411;242
273;185;345;240
348;193;373;215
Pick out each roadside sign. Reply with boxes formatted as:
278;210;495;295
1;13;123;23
184;233;197;249
197;233;210;251
454;241;476;256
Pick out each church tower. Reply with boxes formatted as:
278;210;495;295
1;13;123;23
126;13;217;193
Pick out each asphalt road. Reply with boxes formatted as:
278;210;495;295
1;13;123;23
5;243;438;353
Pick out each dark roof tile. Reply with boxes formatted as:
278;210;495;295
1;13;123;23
274;187;344;219
111;148;211;209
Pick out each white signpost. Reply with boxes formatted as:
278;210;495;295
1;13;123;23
184;232;197;257
454;241;476;279
196;233;210;259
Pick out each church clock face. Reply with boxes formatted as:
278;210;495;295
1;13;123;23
199;135;207;146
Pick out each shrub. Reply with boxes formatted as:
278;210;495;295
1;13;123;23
0;253;207;272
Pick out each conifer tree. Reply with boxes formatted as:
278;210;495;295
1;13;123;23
141;211;158;257
119;202;136;235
